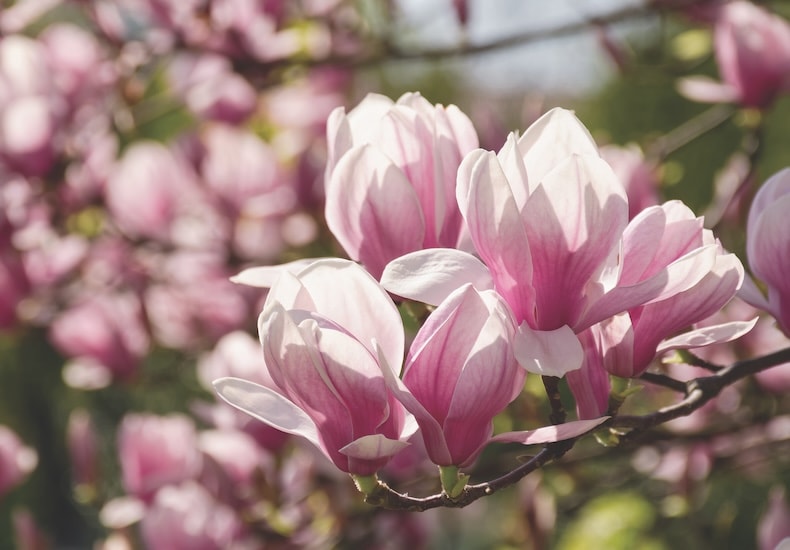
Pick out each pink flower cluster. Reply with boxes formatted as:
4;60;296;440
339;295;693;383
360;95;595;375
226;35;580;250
217;94;754;478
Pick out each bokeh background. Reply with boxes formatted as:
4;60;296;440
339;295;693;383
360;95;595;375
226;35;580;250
1;0;790;548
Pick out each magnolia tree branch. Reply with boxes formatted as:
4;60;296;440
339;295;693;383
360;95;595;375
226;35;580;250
542;376;568;425
359;345;790;511
612;346;790;439
647;104;736;161
236;0;719;83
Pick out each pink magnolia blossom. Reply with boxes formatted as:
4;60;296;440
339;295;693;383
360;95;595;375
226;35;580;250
140;481;249;550
104;142;197;242
67;409;100;488
381;108;625;371
0;425;37;498
678;2;790;108
567;201;747;417
39;23;115;107
167;53;257;124
324;92;479;277
214;259;415;476
198;429;266;487
742;168;790;336
381;285;525;467
143;251;252;349
593;201;746;377
758;487;790;550
105;142;227;250
378;284;607;467
49;292;150;383
0;33;74;178
199;123;300;260
118;413;202;501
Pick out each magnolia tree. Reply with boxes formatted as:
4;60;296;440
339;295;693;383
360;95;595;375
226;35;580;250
1;0;790;548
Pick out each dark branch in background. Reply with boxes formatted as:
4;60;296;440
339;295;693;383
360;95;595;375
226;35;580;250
710;113;765;230
647;104;736;161
639;371;687;392
361;345;790;511
612;346;790;440
236;0;721;85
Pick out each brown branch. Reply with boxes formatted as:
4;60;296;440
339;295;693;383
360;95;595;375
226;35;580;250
235;0;719;83
542;376;567;425
612;346;790;439
675;349;725;372
639;371;687;392
647;104;736;161
362;440;574;511
361;345;790;511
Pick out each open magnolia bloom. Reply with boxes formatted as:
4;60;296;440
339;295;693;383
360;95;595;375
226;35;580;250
566;202;752;418
324;92;479;278
382;108;736;380
742;168;790;337
214;259;416;476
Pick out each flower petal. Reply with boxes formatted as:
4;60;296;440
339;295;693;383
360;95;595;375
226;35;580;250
656;318;758;355
325;144;425;277
339;434;410;460
213;377;321;449
513;323;584;377
677;76;740;104
380;248;494;305
516;107;600;190
457;149;536;323
230;258;326;288
374;340;453;465
269;260;405;376
522;154;628;330
578;244;719;331
490;417;609;445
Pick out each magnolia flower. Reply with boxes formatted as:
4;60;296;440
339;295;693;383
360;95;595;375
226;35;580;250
678;1;790;108
379;284;607;467
596;201;747;377
757;487;790;550
0;425;38;498
104;142;200;243
167;53;258;124
49;292;150;384
67;409;100;488
742;168;790;336
214;259;415;476
117;413;202;501
567;201;749;417
324;92;479;277
382;285;524;467
140;481;249;550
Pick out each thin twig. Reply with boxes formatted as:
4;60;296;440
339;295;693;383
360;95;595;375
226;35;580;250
647;104;736;161
236;0;716;81
639;371;687;392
